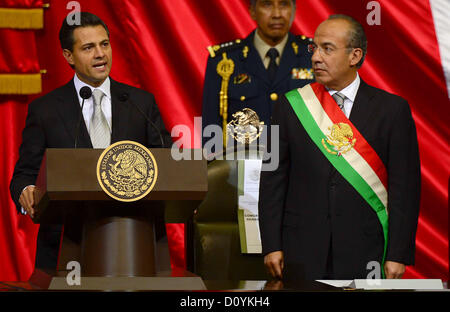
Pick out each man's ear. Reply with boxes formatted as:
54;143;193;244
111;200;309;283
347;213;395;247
62;49;74;66
349;48;363;67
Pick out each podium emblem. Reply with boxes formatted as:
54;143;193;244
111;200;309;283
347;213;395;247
96;141;158;202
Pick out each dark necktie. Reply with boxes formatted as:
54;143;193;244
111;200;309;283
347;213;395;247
266;48;279;82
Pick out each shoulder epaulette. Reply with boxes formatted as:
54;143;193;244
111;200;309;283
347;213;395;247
207;39;245;58
290;35;313;55
295;34;313;44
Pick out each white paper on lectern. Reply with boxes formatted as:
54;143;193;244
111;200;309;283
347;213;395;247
316;280;353;288
317;279;445;290
238;159;262;254
242;159;262;194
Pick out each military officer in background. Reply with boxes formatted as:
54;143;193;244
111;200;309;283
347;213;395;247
202;0;314;148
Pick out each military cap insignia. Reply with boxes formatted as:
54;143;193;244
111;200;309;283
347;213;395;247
292;68;314;80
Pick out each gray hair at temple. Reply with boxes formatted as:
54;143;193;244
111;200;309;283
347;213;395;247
327;14;367;68
250;0;296;7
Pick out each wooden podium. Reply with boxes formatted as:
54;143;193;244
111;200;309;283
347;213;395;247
32;148;207;290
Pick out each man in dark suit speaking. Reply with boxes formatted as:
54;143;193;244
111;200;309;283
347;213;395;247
10;12;172;270
259;15;421;280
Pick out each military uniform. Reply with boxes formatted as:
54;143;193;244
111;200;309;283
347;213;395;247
202;30;314;146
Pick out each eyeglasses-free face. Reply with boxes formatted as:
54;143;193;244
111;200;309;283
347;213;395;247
311;19;363;91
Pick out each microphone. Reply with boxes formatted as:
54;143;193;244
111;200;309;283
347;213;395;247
119;92;165;147
74;86;92;148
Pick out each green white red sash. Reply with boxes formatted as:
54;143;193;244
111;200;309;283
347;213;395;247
285;83;389;277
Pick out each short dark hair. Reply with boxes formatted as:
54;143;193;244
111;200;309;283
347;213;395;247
59;12;109;52
250;0;296;7
328;14;367;68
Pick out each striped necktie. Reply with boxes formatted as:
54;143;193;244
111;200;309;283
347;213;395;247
332;92;346;115
89;89;110;148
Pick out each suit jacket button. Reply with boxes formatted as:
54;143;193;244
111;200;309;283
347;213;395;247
270;93;278;101
240;96;246;101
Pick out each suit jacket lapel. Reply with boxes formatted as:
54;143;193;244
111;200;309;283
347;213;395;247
55;79;92;148
110;79;130;143
349;79;376;134
327;79;375;179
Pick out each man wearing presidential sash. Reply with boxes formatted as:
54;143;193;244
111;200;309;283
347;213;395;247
259;15;420;280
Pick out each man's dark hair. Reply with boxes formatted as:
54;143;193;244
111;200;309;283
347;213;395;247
250;0;296;7
328;14;367;68
59;12;109;52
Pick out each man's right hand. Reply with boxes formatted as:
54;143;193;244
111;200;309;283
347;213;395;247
264;251;284;279
19;185;36;218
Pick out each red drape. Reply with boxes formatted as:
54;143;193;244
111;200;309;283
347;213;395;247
0;0;43;8
0;0;448;281
0;0;43;281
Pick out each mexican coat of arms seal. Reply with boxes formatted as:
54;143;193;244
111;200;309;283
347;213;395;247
96;141;158;202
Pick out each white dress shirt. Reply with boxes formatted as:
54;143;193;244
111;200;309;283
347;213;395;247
253;30;289;69
327;73;361;118
20;75;113;215
74;74;112;132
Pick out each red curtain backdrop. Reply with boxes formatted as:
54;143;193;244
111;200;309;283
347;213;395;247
0;0;42;8
0;0;448;281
